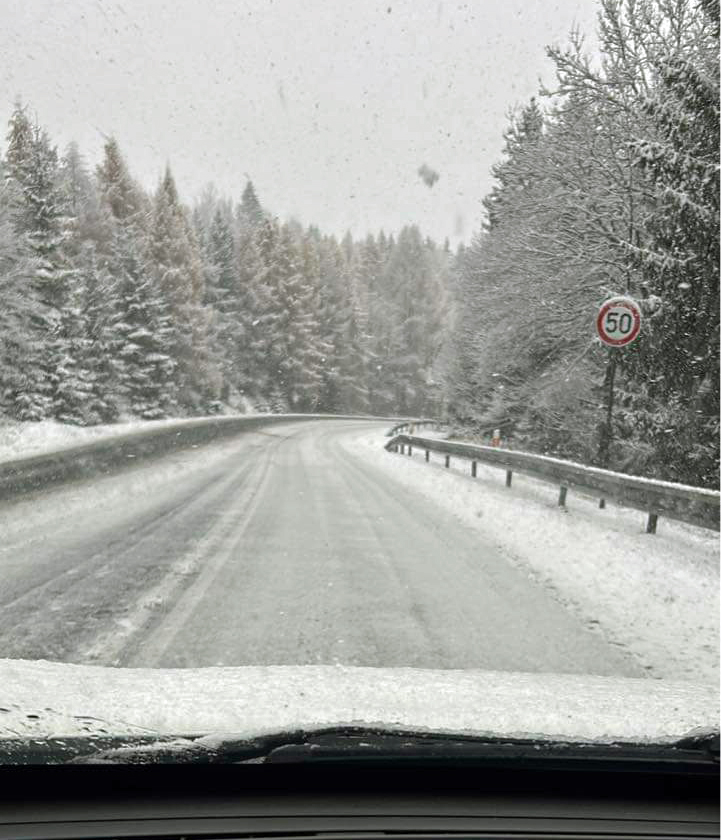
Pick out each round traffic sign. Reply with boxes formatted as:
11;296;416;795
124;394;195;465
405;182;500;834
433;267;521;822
596;296;642;347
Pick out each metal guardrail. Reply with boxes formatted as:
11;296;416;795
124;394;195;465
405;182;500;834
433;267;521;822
385;433;720;534
0;413;394;503
386;418;446;437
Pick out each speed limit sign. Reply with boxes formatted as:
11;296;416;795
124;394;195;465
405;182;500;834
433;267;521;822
596;296;642;347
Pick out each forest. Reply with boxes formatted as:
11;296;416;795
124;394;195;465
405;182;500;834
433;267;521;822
447;0;719;489
0;0;718;489
0;112;452;423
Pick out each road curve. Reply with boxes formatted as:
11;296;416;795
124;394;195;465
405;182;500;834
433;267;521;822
0;420;642;676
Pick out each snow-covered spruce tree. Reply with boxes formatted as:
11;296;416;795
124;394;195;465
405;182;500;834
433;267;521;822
97;139;177;419
232;204;267;407
447;98;548;431
482;97;544;231
354;233;403;414
59;141;107;255
296;232;338;411
315;232;369;413
238;180;264;228
3;104;75;421
148;166;219;412
52;265;93;425
248;218;326;411
378;226;446;416
203;205;242;402
0;169;37;421
274;223;326;411
350;233;383;411
69;244;122;423
116;261;178;420
54;142;121;424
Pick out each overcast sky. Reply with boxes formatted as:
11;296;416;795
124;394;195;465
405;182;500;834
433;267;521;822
0;0;599;244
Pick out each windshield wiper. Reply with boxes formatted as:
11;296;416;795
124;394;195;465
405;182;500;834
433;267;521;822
0;726;718;769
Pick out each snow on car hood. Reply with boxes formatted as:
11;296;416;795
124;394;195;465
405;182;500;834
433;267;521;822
0;659;717;743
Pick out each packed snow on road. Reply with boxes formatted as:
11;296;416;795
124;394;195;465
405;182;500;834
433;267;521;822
344;430;720;684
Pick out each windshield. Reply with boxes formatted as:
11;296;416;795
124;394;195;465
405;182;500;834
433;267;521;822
0;0;718;760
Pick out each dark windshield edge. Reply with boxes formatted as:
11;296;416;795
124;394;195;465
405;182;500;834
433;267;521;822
0;726;717;767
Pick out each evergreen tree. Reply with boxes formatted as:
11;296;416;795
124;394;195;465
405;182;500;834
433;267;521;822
316;235;368;412
97;139;177;419
0;169;37;419
624;1;720;486
249;219;326;410
204;206;241;400
148;166;219;410
231;204;267;405
238;180;264;228
482;98;544;230
4;104;74;420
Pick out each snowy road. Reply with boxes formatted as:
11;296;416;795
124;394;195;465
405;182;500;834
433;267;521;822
0;420;642;676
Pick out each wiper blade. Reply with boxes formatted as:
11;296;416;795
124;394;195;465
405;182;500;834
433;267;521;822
0;725;718;768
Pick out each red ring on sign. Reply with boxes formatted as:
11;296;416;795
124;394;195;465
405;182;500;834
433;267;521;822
596;297;642;347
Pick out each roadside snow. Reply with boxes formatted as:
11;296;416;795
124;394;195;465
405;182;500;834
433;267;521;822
343;432;720;684
0;659;716;743
0;417;239;464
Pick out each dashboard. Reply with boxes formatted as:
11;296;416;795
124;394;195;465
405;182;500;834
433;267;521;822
0;762;717;840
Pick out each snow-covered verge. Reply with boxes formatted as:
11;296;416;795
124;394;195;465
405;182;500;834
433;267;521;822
0;659;716;743
343;432;720;685
0;417;242;464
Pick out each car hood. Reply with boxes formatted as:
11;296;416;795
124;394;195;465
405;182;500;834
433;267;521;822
0;659;717;744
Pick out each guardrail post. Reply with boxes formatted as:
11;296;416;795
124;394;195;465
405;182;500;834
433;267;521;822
408;445;413;456
558;486;568;507
425;450;429;462
646;513;658;534
400;444;405;455
471;461;477;477
599;498;606;509
445;455;450;468
506;470;512;487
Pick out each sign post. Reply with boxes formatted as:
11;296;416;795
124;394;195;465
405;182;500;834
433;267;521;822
595;296;642;495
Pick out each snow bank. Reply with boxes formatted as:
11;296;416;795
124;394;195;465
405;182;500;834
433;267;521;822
0;417;240;464
0;659;716;743
344;432;720;684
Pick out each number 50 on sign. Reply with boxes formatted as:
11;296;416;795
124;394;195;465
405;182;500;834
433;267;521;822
596;296;642;347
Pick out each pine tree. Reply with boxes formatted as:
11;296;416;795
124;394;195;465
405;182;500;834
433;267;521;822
482;98;544;230
238;180;264;228
148;166;219;410
249;219;326;410
53;269;94;425
0;168;37;419
205;206;241;401
4;105;74;421
316;235;368;412
59;141;106;256
75;243;122;423
97;139;177;419
378;226;445;414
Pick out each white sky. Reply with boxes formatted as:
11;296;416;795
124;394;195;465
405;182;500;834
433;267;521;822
0;0;599;244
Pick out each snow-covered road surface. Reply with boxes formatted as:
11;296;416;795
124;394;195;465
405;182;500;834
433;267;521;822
0;420;652;675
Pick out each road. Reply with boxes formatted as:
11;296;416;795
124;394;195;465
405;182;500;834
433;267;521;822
0;420;642;676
